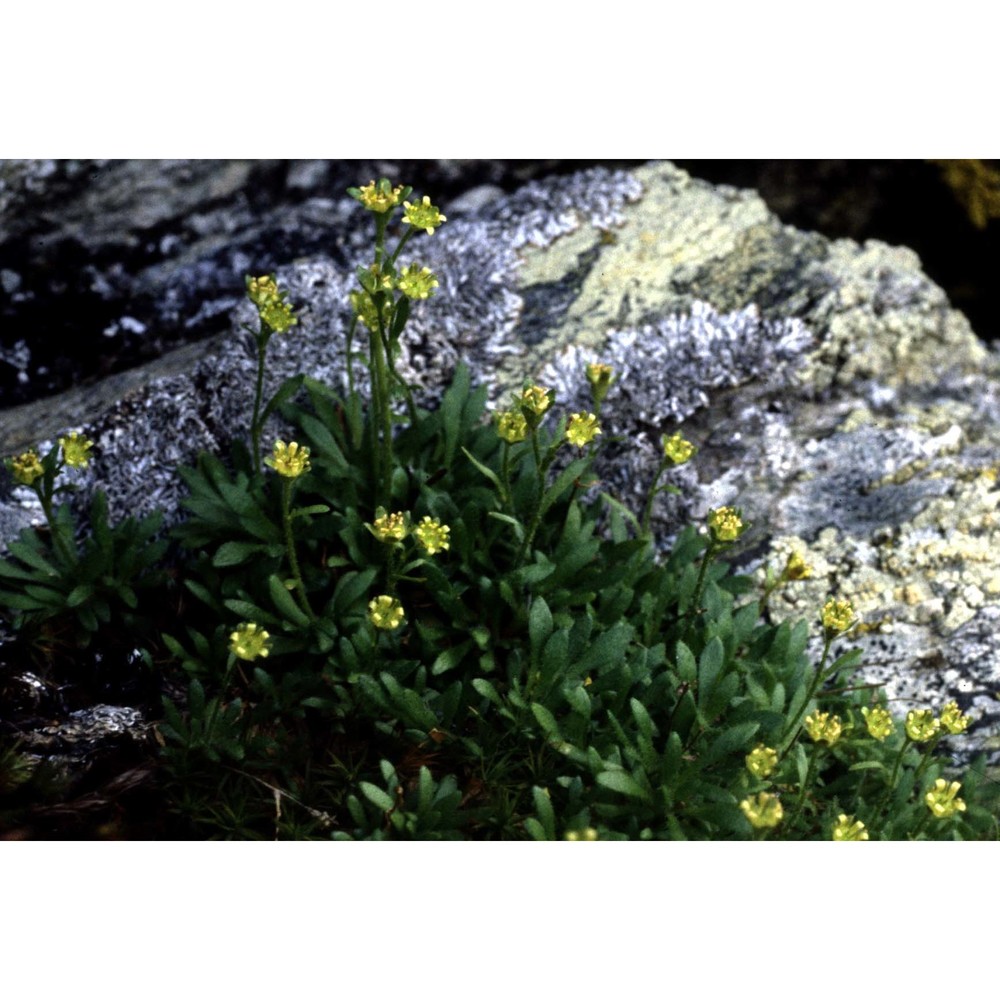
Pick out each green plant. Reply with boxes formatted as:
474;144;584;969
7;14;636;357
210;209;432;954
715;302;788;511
3;177;998;840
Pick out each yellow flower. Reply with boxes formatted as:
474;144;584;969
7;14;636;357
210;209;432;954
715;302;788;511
259;298;297;335
396;264;439;300
585;362;614;405
58;431;94;469
782;551;812;581
745;744;779;779
353;179;406;214
861;705;894;741
707;506;744;543
350;290;393;333
265;440;311;479
831;814;869;841
368;594;405;630
662;431;696;465
821;597;855;635
740;792;783;830
413;516;450;555
370;511;408;543
229;622;271;661
9;449;45;486
246;274;280;308
905;708;940;742
925;778;966;819
496;410;528;444
565;412;601;448
517;385;553;422
939;701;970;735
402;195;447;235
804;711;843;746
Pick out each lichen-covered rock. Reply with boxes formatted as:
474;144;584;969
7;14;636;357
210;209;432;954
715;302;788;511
2;160;1000;770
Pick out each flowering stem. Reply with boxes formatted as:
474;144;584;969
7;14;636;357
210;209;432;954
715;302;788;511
205;654;237;747
641;458;668;536
788;748;820;830
689;537;719;619
38;485;76;566
250;328;269;476
388;227;415;266
282;478;315;621
780;636;833;753
875;735;913;821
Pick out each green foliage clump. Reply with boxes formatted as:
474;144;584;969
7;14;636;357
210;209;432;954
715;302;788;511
1;179;997;840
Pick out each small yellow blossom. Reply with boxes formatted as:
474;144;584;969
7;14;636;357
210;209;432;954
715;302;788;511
832;814;869;841
259;298;297;335
353;179;406;214
745;744;779;779
246;274;280;308
821;597;855;634
925;778;967;819
565;412;601;448
350;290;393;332
662;431;696;465
517;385;553;423
707;506;744;543
861;705;894;741
585;362;614;405
9;449;45;486
396;264;439;300
229;622;271;661
413;516;450;555
496;410;529;443
59;432;94;469
905;708;940;742
265;440;311;479
368;594;405;630
371;511;408;543
782;551;812;581
740;792;783;830
804;711;843;746
939;701;970;735
402;195;447;235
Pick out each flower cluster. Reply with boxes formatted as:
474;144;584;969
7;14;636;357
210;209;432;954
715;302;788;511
565;412;601;448
939;701;970;735
402;195;447;235
925;779;966;819
59;432;94;469
861;705;894;741
781;551;811;581
9;449;44;486
265;441;311;479
831;815;868;841
396;264;439;301
496;411;528;444
905;709;940;743
350;290;394;333
804;711;842;746
229;622;271;661
564;828;599;841
585;362;614;407
352;180;406;214
370;511;408;543
369;594;405;630
246;274;297;334
745;744;778;779
740;792;783;830
413;516;450;555
707;506;744;543
662;431;695;466
821;597;855;635
517;385;553;426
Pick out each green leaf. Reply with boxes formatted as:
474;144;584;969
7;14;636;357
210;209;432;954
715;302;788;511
697;637;725;704
675;641;697;683
486;511;525;540
529;596;553;651
531;786;556;840
260;373;305;425
530;703;561;738
268;574;311;627
213;541;268;568
431;640;473;677
66;584;94;608
461;446;503;492
440;362;469;467
359;782;395;812
471;678;503;707
596;770;652;803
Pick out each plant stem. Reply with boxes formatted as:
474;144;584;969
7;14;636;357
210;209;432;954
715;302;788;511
250;328;269;475
641;459;668;536
39;487;76;566
780;636;833;753
787;748;819;830
282;478;315;621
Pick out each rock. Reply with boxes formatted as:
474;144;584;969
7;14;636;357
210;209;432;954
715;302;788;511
2;160;999;771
